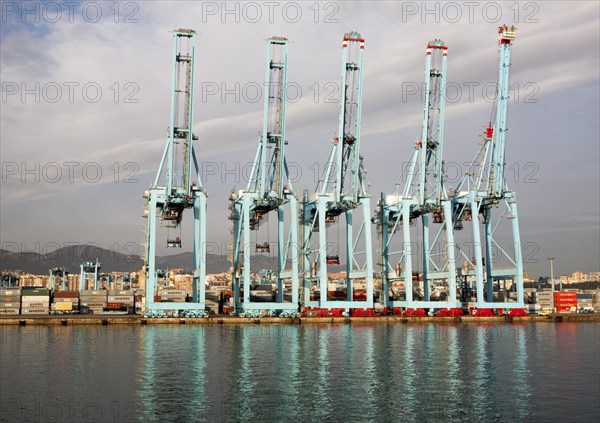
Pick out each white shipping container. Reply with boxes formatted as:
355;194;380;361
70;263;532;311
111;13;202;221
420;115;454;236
21;302;49;308
21;296;50;304
108;296;134;303
80;297;108;303
161;297;186;303
22;304;49;309
108;290;134;296
53;298;79;303
161;290;186;296
0;309;20;315
81;290;105;296
0;290;21;296
80;302;107;307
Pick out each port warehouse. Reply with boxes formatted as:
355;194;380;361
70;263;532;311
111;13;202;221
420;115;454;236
0;285;598;317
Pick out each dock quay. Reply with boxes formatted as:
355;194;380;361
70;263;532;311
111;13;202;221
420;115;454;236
1;313;599;325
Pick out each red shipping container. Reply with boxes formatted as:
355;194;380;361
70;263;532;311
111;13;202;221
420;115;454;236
134;295;143;302
107;302;124;310
554;292;577;299
555;298;577;303
556;306;574;313
154;295;161;302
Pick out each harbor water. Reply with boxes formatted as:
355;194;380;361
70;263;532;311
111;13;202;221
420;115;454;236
1;322;599;422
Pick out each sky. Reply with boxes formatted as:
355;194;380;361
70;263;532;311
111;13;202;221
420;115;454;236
1;1;599;278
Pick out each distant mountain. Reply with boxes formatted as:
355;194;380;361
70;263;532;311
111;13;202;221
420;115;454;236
0;245;335;275
0;245;143;275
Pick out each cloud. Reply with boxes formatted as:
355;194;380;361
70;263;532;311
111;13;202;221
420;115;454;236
1;1;598;276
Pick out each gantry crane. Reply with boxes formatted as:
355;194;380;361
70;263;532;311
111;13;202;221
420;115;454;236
143;29;207;317
229;37;299;317
374;39;458;310
0;274;19;287
301;32;374;310
79;260;100;291
49;267;68;291
451;25;524;309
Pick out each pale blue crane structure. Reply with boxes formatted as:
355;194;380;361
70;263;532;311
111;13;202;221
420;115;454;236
451;25;524;309
301;32;374;310
79;260;100;291
229;37;299;316
49;267;68;291
143;29;207;317
374;39;459;309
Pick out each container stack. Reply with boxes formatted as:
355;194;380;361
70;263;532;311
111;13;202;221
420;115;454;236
80;290;107;314
536;291;554;312
21;287;50;314
0;287;22;315
554;291;577;313
52;291;79;314
134;289;145;314
107;290;134;311
160;289;187;302
576;293;593;312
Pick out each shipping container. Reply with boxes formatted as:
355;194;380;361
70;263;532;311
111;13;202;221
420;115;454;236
0;302;21;308
22;305;49;310
21;297;50;304
0;289;21;296
160;290;186;296
80;296;108;302
108;296;134;303
21;289;50;298
0;296;20;302
21;309;48;315
52;302;73;311
81;290;105;296
108;290;134;296
161;297;186;303
554;299;577;306
577;293;593;299
107;302;125;310
554;292;577;298
79;301;107;307
0;309;20;315
53;297;79;303
54;291;79;298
